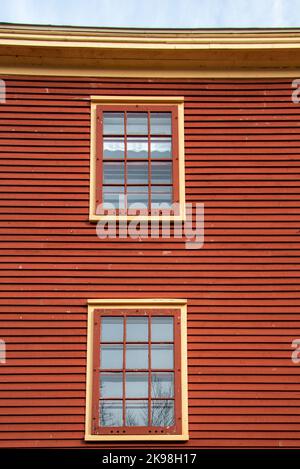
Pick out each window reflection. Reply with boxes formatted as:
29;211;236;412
103;137;125;159
150;113;172;135
151;137;171;159
126;373;148;398
127;113;148;135
151;317;174;342
126;344;148;369
101;317;124;342
126;317;148;342
151;400;174;427
151;344;173;369
151;162;172;184
103;162;125;185
98;313;177;430
126;400;148;426
100;400;123;427
127;162;148;184
151;372;174;398
103;187;125;209
127;137;148;158
100;344;123;369
103;112;124;135
100;373;123;398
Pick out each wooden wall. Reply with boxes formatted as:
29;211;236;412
0;76;299;448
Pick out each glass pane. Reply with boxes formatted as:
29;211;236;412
101;345;123;370
100;373;123;398
103;162;124;185
127;112;148;135
103;187;125;210
151;344;174;370
127;162;148;184
126;400;148;426
151;137;172;159
151;372;174;398
100;400;123;427
103;112;124;135
103;137;124;159
127;137;148;159
151;162;172;184
126;373;148;398
126;344;148;369
150;113;171;135
151;186;172;207
151;400;174;427
101;317;124;342
127;187;148;209
126;317;148;342
151;317;174;342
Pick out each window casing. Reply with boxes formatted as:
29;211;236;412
89;97;185;222
85;299;188;441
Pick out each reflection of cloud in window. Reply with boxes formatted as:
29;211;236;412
0;339;6;364
0;79;6;103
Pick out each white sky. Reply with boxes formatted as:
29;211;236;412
0;0;299;28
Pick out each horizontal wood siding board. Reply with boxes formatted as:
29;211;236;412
0;76;300;449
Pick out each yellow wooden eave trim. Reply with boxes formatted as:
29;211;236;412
3;36;300;50
3;25;300;49
2;25;300;77
1;66;300;78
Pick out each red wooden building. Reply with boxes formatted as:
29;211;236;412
0;23;300;449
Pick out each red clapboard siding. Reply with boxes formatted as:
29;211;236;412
0;75;300;449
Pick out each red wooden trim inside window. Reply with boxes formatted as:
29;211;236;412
91;308;182;436
95;104;180;216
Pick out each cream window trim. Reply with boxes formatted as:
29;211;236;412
89;96;186;222
85;298;189;442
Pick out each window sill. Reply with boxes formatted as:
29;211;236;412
84;433;189;442
89;213;186;222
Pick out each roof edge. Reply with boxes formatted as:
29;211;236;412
1;22;300;48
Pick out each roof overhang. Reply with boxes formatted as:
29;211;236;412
1;23;300;77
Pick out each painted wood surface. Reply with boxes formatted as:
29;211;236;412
0;76;299;448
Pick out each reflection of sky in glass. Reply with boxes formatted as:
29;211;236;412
152;317;174;341
126;317;148;341
103;113;124;135
151;344;174;369
126;344;148;369
103;137;125;158
103;138;172;159
127;113;148;135
100;373;123;398
101;344;123;369
127;137;148;158
101;317;123;342
151;138;172;158
150;113;172;135
126;373;148;398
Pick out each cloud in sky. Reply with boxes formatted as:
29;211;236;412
0;0;299;28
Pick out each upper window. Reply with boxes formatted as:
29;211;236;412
85;299;188;441
89;97;185;221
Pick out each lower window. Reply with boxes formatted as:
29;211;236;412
85;299;188;441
